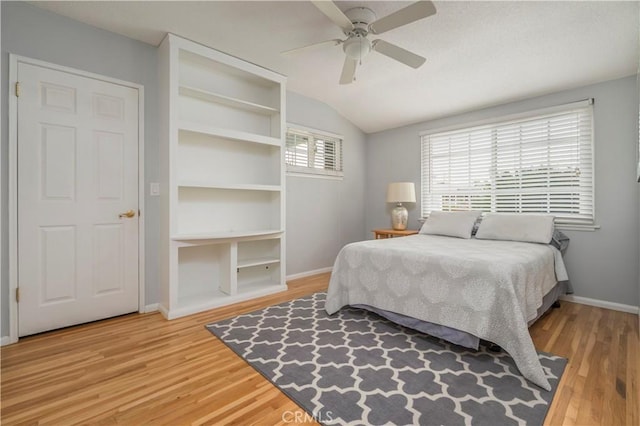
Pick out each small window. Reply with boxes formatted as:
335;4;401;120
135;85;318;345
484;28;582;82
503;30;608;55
286;126;343;178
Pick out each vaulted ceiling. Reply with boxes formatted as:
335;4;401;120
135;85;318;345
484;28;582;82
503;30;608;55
31;1;640;133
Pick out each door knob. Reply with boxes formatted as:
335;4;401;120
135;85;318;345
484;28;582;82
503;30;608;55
119;209;136;219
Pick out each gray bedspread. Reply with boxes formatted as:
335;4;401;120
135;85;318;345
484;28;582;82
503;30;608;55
325;234;569;391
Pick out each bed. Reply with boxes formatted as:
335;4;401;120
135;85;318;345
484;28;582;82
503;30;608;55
325;213;569;391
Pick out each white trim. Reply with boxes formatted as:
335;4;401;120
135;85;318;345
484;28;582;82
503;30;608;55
1;336;17;347
287;123;343;141
286;267;333;282
9;55;19;344
143;303;159;314
419;98;594;137
555;224;601;232
0;3;3;346
137;85;146;314
286;170;344;180
560;294;639;314
8;54;146;341
157;304;170;319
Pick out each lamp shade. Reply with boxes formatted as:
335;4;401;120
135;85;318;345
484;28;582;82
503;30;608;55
386;182;416;203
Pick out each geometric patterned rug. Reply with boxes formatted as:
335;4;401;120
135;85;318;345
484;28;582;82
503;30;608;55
206;292;566;426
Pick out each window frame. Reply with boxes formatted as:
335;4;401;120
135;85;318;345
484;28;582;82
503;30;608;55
420;99;597;231
285;124;344;179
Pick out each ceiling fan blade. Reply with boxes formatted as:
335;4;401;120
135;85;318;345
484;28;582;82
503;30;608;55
372;40;426;68
282;39;343;55
369;1;436;35
311;0;354;33
339;57;358;85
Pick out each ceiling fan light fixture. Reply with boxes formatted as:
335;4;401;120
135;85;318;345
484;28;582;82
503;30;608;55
343;36;371;60
299;1;436;84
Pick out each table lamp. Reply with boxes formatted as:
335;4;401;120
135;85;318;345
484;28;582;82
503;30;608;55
386;182;416;230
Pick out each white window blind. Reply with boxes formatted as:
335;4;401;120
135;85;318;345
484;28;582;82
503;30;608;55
286;127;343;177
421;101;594;227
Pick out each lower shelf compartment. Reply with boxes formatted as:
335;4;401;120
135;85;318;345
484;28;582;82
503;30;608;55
164;281;287;320
237;257;279;269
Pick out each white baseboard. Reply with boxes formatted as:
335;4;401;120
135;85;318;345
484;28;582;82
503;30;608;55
143;303;159;314
157;304;170;319
560;294;639;314
286;267;333;282
1;335;17;346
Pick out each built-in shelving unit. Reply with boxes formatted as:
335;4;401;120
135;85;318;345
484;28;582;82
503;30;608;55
158;34;287;319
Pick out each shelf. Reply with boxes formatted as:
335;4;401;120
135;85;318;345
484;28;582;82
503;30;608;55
237;257;280;269
177;188;281;236
172;229;283;242
177;182;281;192
179;121;281;147
177;130;281;187
178;48;283;92
179;85;279;116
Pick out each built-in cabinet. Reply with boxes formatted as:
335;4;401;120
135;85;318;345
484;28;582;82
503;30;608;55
158;34;287;319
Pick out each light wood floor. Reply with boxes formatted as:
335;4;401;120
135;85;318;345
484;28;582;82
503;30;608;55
1;273;638;425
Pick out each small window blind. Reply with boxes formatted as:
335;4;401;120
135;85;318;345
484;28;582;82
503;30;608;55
421;100;594;227
286;127;344;177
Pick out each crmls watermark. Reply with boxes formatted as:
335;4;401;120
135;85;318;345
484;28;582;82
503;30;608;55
281;409;334;424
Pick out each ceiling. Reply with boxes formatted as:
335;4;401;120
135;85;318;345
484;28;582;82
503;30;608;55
30;1;640;134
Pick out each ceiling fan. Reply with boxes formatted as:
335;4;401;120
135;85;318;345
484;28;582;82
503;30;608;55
284;1;437;85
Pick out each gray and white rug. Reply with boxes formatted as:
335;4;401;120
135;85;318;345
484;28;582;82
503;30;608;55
206;292;566;426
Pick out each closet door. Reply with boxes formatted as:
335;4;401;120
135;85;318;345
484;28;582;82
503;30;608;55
17;61;140;336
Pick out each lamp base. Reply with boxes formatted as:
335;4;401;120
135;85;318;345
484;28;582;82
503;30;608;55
391;203;408;230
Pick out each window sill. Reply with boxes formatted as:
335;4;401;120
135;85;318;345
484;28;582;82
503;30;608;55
286;171;343;181
555;224;600;232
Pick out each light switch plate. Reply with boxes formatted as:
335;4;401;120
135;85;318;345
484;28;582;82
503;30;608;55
150;182;160;196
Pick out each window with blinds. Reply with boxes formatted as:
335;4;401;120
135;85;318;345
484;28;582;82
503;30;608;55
421;100;594;227
286;127;344;177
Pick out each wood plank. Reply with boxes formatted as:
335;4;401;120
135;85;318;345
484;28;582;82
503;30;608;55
1;272;637;426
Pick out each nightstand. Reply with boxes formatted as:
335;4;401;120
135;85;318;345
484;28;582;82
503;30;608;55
373;229;419;239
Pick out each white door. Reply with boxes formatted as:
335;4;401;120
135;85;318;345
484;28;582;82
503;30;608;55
17;62;139;337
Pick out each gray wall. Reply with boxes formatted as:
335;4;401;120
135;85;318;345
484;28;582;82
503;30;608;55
1;2;161;337
366;75;640;307
285;92;367;276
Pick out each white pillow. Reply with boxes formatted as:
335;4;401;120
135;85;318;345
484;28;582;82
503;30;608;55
419;211;481;239
475;213;555;244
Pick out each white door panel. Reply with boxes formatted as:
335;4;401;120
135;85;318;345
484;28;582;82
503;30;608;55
18;62;139;336
39;226;77;304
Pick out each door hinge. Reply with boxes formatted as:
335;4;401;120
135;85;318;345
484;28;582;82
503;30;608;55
16;288;20;303
15;82;21;97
